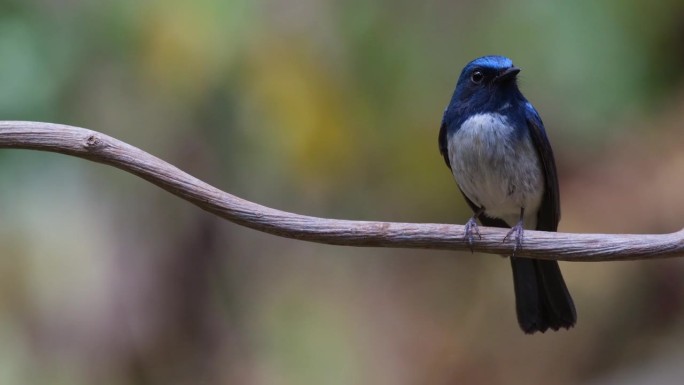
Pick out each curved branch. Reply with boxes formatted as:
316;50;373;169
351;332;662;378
0;121;682;261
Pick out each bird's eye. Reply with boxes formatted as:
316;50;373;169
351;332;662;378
471;71;484;84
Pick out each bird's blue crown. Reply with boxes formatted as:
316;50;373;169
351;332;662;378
468;55;513;69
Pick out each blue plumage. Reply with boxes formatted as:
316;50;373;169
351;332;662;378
439;55;576;334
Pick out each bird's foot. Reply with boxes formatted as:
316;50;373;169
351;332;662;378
463;217;481;252
503;221;524;256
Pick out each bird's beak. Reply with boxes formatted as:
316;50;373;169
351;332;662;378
495;66;521;82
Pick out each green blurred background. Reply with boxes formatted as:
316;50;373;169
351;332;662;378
1;0;684;384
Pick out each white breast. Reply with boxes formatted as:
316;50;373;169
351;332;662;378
448;113;544;228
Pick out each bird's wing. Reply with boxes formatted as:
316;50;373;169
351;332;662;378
524;102;561;231
438;111;452;170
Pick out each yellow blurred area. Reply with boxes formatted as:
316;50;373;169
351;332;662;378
243;39;360;181
139;0;252;99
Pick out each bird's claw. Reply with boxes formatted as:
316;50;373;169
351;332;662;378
503;222;524;256
463;218;481;252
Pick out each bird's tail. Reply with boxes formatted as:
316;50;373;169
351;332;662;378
510;257;577;334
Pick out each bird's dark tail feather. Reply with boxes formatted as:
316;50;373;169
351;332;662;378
510;257;576;334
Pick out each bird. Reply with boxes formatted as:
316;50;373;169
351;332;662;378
438;55;576;333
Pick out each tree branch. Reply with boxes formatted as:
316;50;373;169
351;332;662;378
0;121;682;261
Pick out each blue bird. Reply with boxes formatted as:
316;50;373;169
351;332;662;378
438;55;576;333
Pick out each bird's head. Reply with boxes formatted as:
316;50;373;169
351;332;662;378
451;55;522;111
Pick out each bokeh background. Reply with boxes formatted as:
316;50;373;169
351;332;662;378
1;0;684;384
